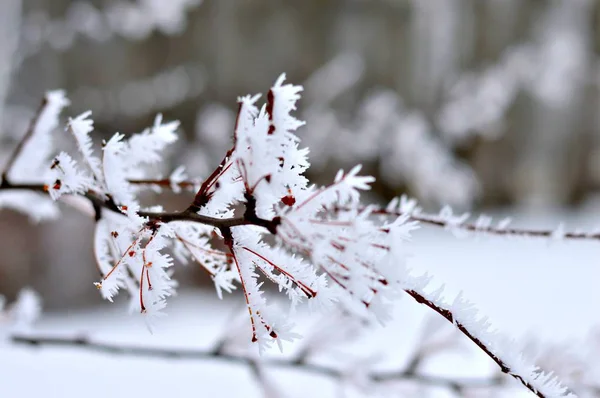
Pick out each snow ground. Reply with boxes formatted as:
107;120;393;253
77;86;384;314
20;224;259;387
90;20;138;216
1;208;599;397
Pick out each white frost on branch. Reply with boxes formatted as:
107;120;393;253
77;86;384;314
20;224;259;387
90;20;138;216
8;90;69;182
171;221;236;299
404;282;576;398
231;75;309;219
278;165;419;323
67;111;104;184
46;152;95;200
0;90;69;221
230;226;301;353
100;114;179;218
0;191;59;222
0;74;576;397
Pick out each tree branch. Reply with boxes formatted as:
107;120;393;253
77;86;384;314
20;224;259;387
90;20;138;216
10;333;507;391
0;180;278;232
128;178;198;190
404;289;552;398
353;206;600;242
0;178;579;397
0;97;577;398
1;97;47;182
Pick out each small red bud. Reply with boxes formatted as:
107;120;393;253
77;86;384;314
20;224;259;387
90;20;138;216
281;195;296;206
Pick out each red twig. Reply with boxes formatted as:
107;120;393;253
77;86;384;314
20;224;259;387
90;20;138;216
243;246;317;298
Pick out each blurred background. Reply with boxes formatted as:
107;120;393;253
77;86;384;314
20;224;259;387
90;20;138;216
1;0;600;307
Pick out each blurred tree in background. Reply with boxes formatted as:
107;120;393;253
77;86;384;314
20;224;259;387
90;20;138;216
1;0;600;306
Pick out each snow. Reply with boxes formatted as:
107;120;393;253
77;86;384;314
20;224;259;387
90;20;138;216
2;208;598;397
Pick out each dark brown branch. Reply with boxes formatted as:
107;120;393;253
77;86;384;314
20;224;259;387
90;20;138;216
188;148;234;212
404;289;549;398
189;101;246;213
10;333;507;391
138;209;248;228
0;180;47;194
0;180;279;233
129;178;198;190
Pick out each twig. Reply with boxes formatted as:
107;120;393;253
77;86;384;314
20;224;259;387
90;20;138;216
188;147;235;212
0;180;278;232
1;97;47;182
405;289;546;397
353;206;600;242
128;178;198;190
8;286;565;397
10;333;507;391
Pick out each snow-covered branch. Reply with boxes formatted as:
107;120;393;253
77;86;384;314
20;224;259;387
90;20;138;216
403;286;572;397
349;198;599;243
0;75;581;397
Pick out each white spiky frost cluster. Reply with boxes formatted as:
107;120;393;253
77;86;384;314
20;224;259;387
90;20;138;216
14;74;418;351
182;75;418;349
0;75;576;396
0;90;70;222
55;111;184;320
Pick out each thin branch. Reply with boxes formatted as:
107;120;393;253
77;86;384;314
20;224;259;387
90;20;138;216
412;213;596;240
0;180;278;232
10;333;507;391
188;100;246;212
189;149;234;211
404;289;547;397
0;181;47;194
346;206;600;243
1;97;47;182
128;178;198;190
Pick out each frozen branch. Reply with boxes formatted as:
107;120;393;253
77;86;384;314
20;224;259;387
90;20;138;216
403;288;565;398
128;177;198;190
14;187;272;232
2;96;49;182
0;76;577;397
352;205;600;243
